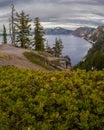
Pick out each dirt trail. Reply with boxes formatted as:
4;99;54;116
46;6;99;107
0;44;46;70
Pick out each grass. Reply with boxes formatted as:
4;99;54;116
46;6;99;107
0;53;10;60
38;51;49;57
23;51;55;71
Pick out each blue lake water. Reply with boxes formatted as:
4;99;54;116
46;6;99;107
0;35;92;65
45;35;92;65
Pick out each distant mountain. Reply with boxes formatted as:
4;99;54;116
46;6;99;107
44;27;95;36
85;26;104;43
72;27;95;37
44;27;73;35
0;26;99;39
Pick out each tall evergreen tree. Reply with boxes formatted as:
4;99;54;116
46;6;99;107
2;25;7;44
53;38;63;57
15;10;31;48
34;17;45;51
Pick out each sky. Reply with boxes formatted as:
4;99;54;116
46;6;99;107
0;0;104;31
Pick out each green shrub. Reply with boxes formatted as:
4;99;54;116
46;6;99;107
23;51;54;71
0;66;104;129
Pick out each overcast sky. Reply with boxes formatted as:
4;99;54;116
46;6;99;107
0;0;104;31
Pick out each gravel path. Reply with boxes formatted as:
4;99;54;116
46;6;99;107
0;44;46;70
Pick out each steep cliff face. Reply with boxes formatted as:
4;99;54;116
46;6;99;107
76;33;104;70
85;26;104;43
72;27;95;37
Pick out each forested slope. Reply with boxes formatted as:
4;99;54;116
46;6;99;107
76;38;104;70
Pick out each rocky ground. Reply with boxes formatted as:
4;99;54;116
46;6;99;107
0;44;46;70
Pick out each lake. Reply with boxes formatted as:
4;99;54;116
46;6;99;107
45;35;92;65
0;35;92;66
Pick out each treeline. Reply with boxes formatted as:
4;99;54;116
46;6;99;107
2;10;45;51
0;66;104;129
2;5;65;59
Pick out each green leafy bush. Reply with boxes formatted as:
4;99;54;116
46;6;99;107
0;66;104;129
23;51;54;71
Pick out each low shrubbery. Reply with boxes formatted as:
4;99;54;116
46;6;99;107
0;66;104;129
23;51;55;71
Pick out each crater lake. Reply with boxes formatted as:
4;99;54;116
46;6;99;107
0;35;92;66
44;35;92;65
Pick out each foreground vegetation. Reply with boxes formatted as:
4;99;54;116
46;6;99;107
0;66;104;130
23;52;54;71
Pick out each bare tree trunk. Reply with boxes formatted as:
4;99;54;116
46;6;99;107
11;0;15;45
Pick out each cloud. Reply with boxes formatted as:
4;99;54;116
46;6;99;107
0;0;104;30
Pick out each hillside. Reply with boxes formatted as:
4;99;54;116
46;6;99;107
74;25;104;70
85;26;104;43
0;44;70;71
76;38;104;70
0;44;47;70
72;27;95;37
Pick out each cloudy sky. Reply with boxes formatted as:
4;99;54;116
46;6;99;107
0;0;104;31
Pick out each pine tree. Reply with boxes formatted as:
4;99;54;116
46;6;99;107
53;38;63;57
34;17;45;51
15;10;31;48
2;25;7;44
